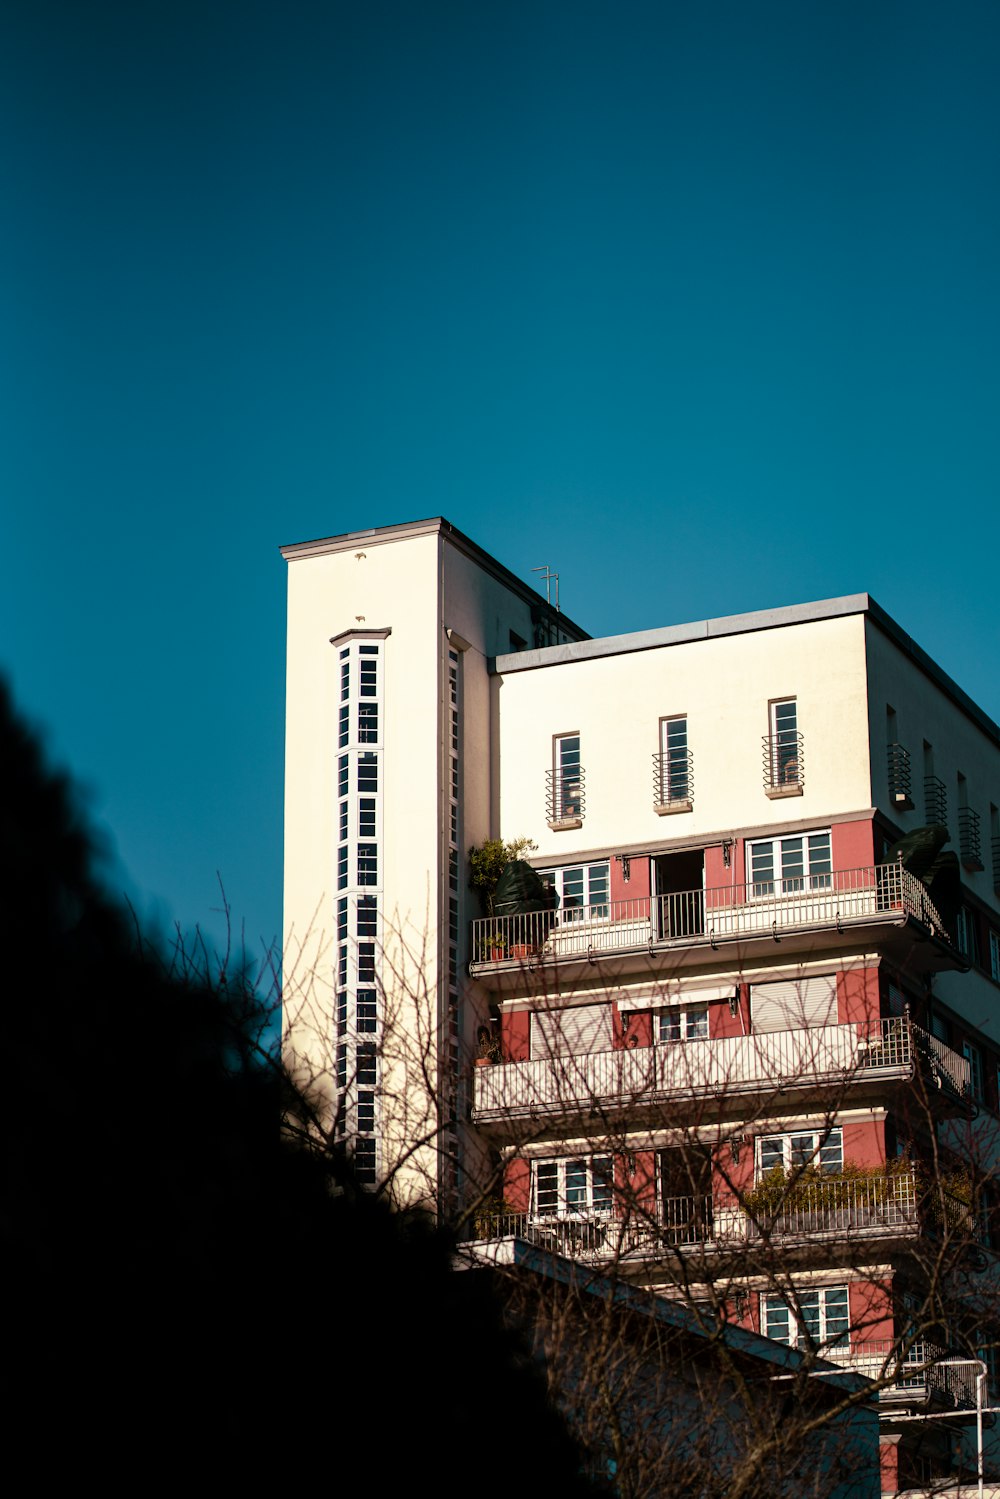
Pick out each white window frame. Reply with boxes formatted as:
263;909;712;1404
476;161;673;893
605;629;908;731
542;861;610;923
963;1040;984;1101
748;829;832;898
657;1005;709;1043
532;1156;614;1220
761;1285;850;1350
768;697;800;785
553;733;582;819
658;714;691;803
757;1127;843;1177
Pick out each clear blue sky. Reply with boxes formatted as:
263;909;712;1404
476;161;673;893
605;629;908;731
3;0;998;972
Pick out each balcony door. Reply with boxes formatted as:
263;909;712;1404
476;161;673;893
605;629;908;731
659;1145;713;1244
654;850;704;940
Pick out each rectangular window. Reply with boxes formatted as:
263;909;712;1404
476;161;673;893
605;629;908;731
749;830;831;897
659;715;691;803
357;753;378;792
658;1005;709;1043
337;846;348;890
532;1157;614;1219
340;660;350;700
338;755;349;797
337;897;348;943
357;896;378;936
359;797;376;838
357;845;378;886
354;1137;376;1184
964;1040;984;1101
758;1128;843;1176
957;907;981;965
339;704;349;748
356;1091;375;1133
541;862;610;921
762;1286;849;1350
356;1043;377;1086
356;990;377;1034
553;733;582;819
339;801;348;843
359;648;378;696
358;702;378;743
769;698;800;785
357;942;376;985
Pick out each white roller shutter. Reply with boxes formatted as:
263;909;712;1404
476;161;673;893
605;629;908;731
751;975;838;1033
531;1003;613;1058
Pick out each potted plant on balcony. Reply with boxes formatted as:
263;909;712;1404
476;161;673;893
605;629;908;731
475;1024;502;1066
493;856;559;958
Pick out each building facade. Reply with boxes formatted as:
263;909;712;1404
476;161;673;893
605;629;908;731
282;517;1000;1495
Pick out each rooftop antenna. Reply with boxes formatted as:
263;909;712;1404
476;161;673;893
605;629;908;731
531;565;560;612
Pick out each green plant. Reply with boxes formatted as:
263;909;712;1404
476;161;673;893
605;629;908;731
743;1158;913;1220
468;836;537;918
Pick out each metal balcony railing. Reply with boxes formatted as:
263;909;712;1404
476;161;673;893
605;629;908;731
763;730;804;791
545;767;585;825
744;1169;918;1239
653;749;694;809
471;1018;971;1122
469;861;948;969
827;1342;979;1407
958;805;984;871
887;742;913;808
465;1174;921;1258
924;775;948;826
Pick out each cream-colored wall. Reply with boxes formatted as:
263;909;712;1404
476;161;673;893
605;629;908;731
496;613;873;864
282;531;442;1205
865;620;1000;911
282;524;575;1204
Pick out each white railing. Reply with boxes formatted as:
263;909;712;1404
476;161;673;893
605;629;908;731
469;862;948;968
827;1341;978;1406
466;1176;919;1256
472;1018;970;1120
744;1169;919;1238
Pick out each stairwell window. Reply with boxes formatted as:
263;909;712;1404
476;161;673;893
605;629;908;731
748;830;831;897
762;1286;849;1350
533;1156;614;1218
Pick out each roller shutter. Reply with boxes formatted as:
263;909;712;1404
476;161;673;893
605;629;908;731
531;1003;614;1057
751;975;837;1032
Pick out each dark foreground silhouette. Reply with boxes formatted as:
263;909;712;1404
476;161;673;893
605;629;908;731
1;682;592;1492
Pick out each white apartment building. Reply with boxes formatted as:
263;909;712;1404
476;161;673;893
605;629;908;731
282;516;1000;1495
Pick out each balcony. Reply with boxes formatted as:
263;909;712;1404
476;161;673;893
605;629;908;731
763;729;804;797
924;775;948;826
958;806;984;872
465;1170;923;1269
471;1018;971;1128
545;767;585;830
826;1342;980;1410
469;862;959;987
652;749;693;814
887;742;914;811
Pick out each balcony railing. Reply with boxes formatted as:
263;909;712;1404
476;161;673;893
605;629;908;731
653;749;694;811
827;1342;979;1407
887;742;913;809
924;774;948;826
469;861;948;970
471;1018;970;1122
958;805;984;871
466;1172;921;1260
545;767;585;826
763;730;804;792
743;1170;918;1239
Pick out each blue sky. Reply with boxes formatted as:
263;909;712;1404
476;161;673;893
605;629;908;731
2;0;998;971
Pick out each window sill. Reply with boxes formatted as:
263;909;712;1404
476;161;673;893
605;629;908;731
654;799;693;816
891;792;915;811
765;783;803;800
548;816;583;831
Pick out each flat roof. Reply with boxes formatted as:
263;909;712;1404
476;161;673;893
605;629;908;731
493;591;1000;749
279;514;591;642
